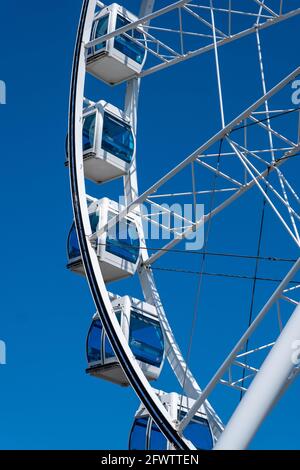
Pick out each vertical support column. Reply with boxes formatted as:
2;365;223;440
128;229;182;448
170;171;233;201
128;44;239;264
123;0;156;204
122;0;223;441
215;302;300;450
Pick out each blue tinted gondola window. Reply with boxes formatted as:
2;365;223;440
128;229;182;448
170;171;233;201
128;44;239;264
67;223;80;260
87;320;102;363
114;15;145;64
149;421;167;450
129;311;164;367
129;417;148;450
106;212;139;263
102;112;134;163
94;15;109;52
67;212;99;261
89;211;99;233
179;412;213;450
104;311;121;360
83;113;96;152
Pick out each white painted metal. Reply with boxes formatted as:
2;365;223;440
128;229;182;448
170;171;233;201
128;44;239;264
122;0;224;442
256;24;300;244
210;0;225;129
87;295;165;384
91;65;300;244
87;3;147;84
87;1;190;50
178;257;300;433
131;391;212;450
68;197;141;282
227;139;300;247
81;100;135;183
215;301;300;450
85;2;300;82
68;0;300;450
96;198;141;282
145;156;288;266
68;0;193;450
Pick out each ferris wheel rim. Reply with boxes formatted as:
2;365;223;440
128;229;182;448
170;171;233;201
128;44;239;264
68;0;300;450
68;0;198;451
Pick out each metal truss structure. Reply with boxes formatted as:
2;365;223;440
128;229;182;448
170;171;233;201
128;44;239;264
68;0;300;450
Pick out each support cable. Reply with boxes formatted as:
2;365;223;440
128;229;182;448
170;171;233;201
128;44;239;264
178;138;223;420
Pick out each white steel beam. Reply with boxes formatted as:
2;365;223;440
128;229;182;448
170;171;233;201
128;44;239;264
90;66;300;243
69;0;194;451
215;301;300;450
177;257;300;433
124;0;224;443
140;8;300;79
87;0;190;48
227;139;300;246
144;156;287;266
85;2;300;82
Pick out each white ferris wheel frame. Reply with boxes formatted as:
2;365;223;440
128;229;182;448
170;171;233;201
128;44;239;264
68;0;300;450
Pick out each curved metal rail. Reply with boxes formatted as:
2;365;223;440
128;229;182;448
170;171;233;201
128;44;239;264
68;0;300;450
68;0;191;450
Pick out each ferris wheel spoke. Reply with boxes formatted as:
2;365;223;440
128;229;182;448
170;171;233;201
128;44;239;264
195;159;243;186
67;0;201;450
85;1;300;82
139;3;300;78
89;66;300;248
281;295;299;306
144;155;289;267
236;342;276;359
215;301;300;449
221;343;282;392
67;0;300;451
230;140;300;226
253;0;278;18
192;4;272;20
177;257;300;435
248;115;297;148
227;138;300;247
230;138;300;216
183;4;228;38
224;34;300;244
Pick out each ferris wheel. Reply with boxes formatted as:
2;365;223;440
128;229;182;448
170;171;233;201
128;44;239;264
67;0;300;450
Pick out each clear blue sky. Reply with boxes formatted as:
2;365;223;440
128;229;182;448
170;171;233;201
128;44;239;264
0;0;299;450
